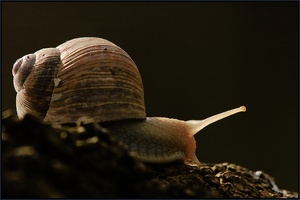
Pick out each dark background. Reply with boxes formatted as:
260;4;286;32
2;2;298;191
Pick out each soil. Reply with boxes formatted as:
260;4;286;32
2;111;298;198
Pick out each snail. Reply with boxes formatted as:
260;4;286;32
12;37;246;166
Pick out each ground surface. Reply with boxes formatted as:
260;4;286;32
2;111;298;198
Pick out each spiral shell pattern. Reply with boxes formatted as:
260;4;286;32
13;37;146;123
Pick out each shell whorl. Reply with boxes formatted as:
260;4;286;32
13;37;146;123
13;48;61;120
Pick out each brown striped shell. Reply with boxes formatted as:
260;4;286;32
12;37;146;124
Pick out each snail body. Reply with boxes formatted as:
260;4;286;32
12;37;246;166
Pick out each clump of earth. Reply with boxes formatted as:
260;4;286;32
2;111;298;198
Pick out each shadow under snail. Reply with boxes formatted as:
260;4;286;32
12;37;246;166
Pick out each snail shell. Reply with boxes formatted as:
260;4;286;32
13;37;146;124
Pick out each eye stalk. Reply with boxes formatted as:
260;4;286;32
186;106;246;136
